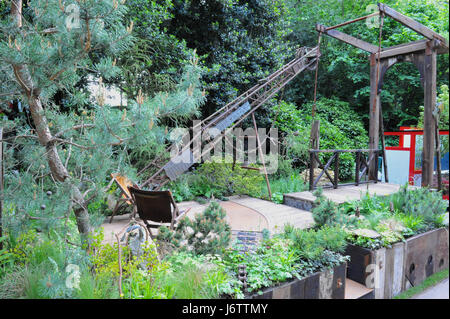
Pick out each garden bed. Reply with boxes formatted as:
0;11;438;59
247;262;346;299
345;227;449;299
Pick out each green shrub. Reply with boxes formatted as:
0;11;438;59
282;224;348;261
164;252;230;299
0;236;14;276
167;156;264;202
121;252;231;299
273;98;368;181
156;201;232;256
219;227;349;297
342;186;448;249
390;186;447;227
310;188;353;228
194;156;264;198
73;270;119;299
257;171;306;203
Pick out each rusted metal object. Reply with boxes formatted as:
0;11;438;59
140;47;319;189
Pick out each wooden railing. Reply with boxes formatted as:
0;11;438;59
308;149;381;191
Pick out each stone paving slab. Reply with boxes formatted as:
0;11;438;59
101;196;314;244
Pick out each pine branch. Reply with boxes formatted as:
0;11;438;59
54;124;95;138
0;134;39;143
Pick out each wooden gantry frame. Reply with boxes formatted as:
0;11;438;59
316;3;449;187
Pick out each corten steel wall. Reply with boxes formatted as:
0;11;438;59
247;263;347;299
345;227;449;299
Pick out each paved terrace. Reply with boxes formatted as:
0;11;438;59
101;195;315;245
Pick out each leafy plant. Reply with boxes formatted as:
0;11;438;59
195;156;264;198
282;224;347;260
0;236;14;277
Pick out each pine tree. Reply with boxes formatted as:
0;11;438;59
0;1;205;247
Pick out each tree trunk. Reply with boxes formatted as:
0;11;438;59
10;0;92;246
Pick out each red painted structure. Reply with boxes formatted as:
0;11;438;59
384;126;449;199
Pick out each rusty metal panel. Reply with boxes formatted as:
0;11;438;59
331;263;346;299
290;277;306;299
404;229;439;289
384;245;396;299
163;149;195;181
319;268;334;299
272;282;291;299
434;227;449;273
252;289;273;299
304;272;320;299
345;244;373;285
392;242;405;297
209;102;251;139
374;248;386;299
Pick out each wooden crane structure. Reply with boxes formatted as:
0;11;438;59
316;2;449;187
137;46;320;191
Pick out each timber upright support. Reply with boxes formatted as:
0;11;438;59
368;53;381;181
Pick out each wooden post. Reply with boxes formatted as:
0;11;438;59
434;108;442;191
369;54;381;181
435;128;442;191
334;152;339;189
374;150;379;184
251;113;272;200
422;46;437;187
355;151;361;186
309;151;315;191
379;104;389;183
310;120;320;169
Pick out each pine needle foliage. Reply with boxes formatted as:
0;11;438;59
0;0;205;241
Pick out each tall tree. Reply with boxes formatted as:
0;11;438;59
166;0;293;118
0;0;205;246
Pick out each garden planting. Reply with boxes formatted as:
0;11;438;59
1;0;449;301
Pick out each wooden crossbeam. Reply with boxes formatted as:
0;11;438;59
316;24;379;53
359;152;376;181
312;152;335;187
378;3;448;46
377;39;448;59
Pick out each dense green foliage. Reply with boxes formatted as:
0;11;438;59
118;0;193;99
274;98;368;180
217;225;349;297
165;0;292;118
342;185;448;249
167;156;264;202
283;0;449;132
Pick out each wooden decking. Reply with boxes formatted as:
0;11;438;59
283;183;409;211
229;197;314;234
